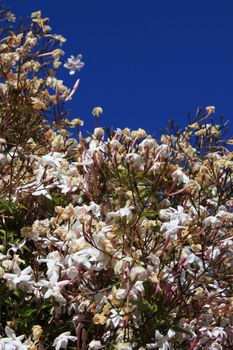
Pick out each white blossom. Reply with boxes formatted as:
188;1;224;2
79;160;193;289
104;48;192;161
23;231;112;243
129;266;147;281
52;332;77;350
3;265;33;287
88;340;103;349
172;168;190;185
64;54;84;75
207;327;226;340
36;279;70;305
0;326;28;350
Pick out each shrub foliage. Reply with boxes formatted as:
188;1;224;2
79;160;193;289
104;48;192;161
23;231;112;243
1;4;233;350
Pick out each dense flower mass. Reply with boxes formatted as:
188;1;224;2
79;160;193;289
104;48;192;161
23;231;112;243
1;4;233;350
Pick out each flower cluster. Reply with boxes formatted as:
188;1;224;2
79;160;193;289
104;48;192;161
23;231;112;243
1;5;233;350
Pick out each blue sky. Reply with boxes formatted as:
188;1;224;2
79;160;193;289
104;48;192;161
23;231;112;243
10;0;233;136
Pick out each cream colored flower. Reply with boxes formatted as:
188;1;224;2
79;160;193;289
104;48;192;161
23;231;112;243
31;97;47;110
54;34;66;45
54;61;62;68
31;11;41;19
0;267;4;278
51;49;64;60
94;127;104;139
93;313;107;325
69;118;84;127
131;128;147;139
0;138;6;144
206;105;215;114
189;122;199;129
32;325;43;343
92;106;103;118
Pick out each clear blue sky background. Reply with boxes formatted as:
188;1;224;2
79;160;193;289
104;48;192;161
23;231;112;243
9;0;233;136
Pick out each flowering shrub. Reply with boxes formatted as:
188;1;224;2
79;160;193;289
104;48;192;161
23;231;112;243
1;4;233;350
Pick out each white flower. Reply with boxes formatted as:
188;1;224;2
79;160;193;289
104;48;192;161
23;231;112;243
115;281;144;301
32;184;52;200
38;152;63;168
85;201;101;217
3;265;32;287
129;266;147;282
125;153;143;168
37;279;70;305
129;280;145;300
160;206;191;239
89;340;103;349
52;332;77;350
206;106;215;114
208;343;223;350
146;329;175;350
66;238;103;270
114;256;134;275
172;168;190;185
64;54;84;75
38;251;64;284
203;216;220;227
207;327;226;340
181;248;196;264
0;153;11;166
56;172;78;194
156;144;169;158
106;207;134;222
109;309;124;328
139;138;157;149
0;326;28;350
7;239;26;255
115;343;133;350
149;161;162;174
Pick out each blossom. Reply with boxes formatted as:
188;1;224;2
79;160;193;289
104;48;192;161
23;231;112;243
208;343;223;350
32;184;52;200
206;105;215;114
2;23;233;348
3;265;33;287
93;127;105;139
109;309;124;328
69;118;84;127
139;138;157;149
131;128;147;139
89;340;103;349
7;239;26;255
93;313;107;325
38;152;63;168
52;332;77;350
160;206;190;239
115;343;133;350
106;207;133;221
32;325;43;343
125;153;143;168
38;251;64;284
64;54;84;75
146;330;175;350
36;279;70;305
0;326;28;350
115;281;145;301
172;168;190;185
92;106;103;117
207;327;226;340
129;266;147;282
